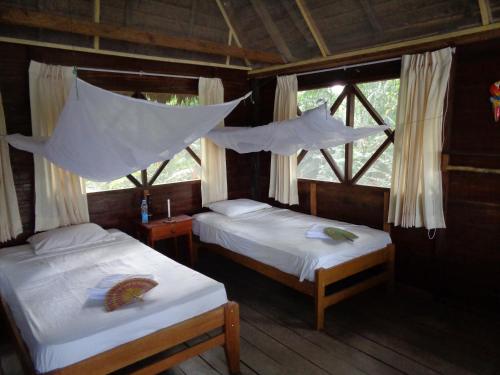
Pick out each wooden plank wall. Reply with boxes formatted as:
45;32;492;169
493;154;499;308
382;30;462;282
253;39;500;307
0;42;252;246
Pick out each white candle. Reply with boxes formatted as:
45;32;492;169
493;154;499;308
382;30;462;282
167;199;171;218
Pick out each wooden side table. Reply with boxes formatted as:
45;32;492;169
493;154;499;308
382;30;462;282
136;215;196;266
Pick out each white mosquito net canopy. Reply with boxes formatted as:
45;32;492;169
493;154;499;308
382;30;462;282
206;103;389;155
7;78;388;181
7;78;250;181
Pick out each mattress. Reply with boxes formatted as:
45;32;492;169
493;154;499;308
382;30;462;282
193;207;392;282
0;230;227;373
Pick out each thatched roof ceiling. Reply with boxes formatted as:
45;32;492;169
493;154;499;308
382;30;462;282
0;0;499;71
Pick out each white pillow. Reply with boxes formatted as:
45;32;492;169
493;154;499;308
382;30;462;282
207;199;271;217
28;223;113;254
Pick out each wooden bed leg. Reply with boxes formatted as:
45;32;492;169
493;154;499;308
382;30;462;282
224;302;241;374
314;269;326;330
386;244;396;293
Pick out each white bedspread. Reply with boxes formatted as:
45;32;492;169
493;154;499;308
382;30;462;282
0;230;227;373
193;208;391;282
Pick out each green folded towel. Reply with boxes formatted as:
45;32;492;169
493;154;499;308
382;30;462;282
323;227;358;242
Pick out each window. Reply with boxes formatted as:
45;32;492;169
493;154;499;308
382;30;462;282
297;79;399;188
85;93;201;193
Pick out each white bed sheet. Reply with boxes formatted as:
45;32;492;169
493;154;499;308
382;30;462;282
193;208;391;282
0;230;227;373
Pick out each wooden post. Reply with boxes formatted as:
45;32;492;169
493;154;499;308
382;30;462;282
383;190;391;234
314;269;326;330
224;302;241;374
309;182;317;216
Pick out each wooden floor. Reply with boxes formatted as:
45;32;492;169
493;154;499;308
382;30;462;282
2;251;500;375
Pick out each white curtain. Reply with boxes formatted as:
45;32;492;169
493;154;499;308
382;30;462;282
269;75;298;205
0;91;23;242
389;47;452;229
30;61;89;232
199;77;228;206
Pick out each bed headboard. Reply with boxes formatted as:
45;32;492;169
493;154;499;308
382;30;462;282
307;181;391;234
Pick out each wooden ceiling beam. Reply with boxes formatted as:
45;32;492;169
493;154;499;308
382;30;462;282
0;6;284;65
214;0;251;66
295;0;330;57
249;0;295;62
93;0;100;49
359;0;383;33
477;0;492;25
249;21;500;77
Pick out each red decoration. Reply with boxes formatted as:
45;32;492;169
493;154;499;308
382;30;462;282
490;81;500;123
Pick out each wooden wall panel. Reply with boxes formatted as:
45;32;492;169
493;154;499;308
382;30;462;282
0;42;252;247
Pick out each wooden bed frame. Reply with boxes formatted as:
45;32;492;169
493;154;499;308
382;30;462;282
1;297;240;375
196;185;395;330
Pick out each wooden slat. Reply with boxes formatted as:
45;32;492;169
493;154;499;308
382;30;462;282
295;0;330;57
322;272;390;307
0;6;283;65
320;149;344;182
215;0;251;66
186;146;201;165
330;87;347;115
127;174;142;187
0;36;250;71
248;22;500;77
318;246;391;285
383;191;391;234
148;160;170;186
297;149;308;164
130;335;225;375
351;135;393;184
200;242;315;296
249;0;295;62
446;165;500;174
345;88;355;183
93;0;100;49
352;84;394;139
477;0;492;25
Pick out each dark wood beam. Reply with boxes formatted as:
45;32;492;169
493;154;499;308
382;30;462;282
249;0;295;62
352;84;394;140
0;6;284;65
320;149;344;182
351;136;393;184
295;0;330;57
297;149;308;164
185;146;201;166
345;88;355;183
148;160;170;186
126;174;142;187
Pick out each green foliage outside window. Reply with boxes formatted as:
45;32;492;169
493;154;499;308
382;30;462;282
297;79;399;188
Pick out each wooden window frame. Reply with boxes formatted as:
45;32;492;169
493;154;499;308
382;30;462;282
297;81;395;186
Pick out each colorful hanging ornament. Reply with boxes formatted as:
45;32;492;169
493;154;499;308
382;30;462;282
490;81;500;123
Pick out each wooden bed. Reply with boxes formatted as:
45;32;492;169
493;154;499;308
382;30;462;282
1;297;240;375
195;184;395;331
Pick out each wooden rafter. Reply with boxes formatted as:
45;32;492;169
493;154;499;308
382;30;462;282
295;0;330;57
249;0;295;62
0;6;283;65
215;0;251;66
0;36;250;70
359;0;382;33
249;21;500;77
477;0;492;25
93;0;100;49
